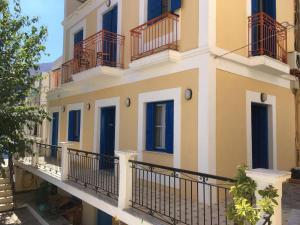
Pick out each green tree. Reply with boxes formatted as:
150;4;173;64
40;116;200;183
0;0;49;192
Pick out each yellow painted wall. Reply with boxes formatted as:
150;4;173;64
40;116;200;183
216;69;296;177
216;0;295;56
49;69;199;171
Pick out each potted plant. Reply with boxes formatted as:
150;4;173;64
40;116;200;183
227;166;279;225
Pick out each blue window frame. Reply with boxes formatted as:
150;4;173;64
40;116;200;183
68;110;81;142
146;101;174;153
147;0;181;21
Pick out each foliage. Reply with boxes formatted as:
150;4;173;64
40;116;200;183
0;0;49;175
227;166;279;225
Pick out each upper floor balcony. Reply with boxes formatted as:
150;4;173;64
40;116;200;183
61;30;125;84
131;13;179;61
248;12;288;64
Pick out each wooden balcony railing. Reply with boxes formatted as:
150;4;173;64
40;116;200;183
248;12;287;63
131;12;179;61
62;30;125;84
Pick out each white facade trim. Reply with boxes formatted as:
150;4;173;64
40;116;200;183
246;90;277;169
93;97;120;154
137;88;181;168
68;19;87;61
48;107;61;146
48;46;292;101
66;102;84;149
139;0;147;24
96;0;122;34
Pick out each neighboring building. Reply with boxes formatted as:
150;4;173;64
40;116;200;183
15;0;299;225
26;63;53;141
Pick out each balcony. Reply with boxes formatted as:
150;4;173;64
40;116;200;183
62;30;125;84
248;12;287;64
15;142;243;225
131;13;179;61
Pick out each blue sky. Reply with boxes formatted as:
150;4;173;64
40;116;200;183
19;0;64;63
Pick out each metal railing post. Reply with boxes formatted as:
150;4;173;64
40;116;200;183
60;142;70;181
115;150;137;209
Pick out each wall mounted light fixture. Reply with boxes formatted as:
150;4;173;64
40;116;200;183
261;93;267;103
106;0;111;7
86;103;91;111
62;106;66;112
184;89;193;100
125;97;131;107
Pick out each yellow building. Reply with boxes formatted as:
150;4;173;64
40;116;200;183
15;0;299;224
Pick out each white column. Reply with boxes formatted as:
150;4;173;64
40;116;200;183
60;142;70;181
31;137;41;167
116;150;137;210
246;169;291;225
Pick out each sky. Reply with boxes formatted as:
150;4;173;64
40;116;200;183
18;0;64;63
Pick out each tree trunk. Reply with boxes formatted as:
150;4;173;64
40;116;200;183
8;153;15;194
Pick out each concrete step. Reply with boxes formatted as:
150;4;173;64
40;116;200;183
0;203;13;212
0;196;13;204
0;190;12;198
0;184;11;191
0;178;10;185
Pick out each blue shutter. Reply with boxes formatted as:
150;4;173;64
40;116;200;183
148;0;162;21
165;101;174;153
68;111;75;141
74;30;83;45
171;0;181;12
251;0;259;15
75;110;81;141
146;103;155;150
264;0;276;19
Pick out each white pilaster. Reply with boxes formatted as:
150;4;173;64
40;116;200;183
60;142;71;181
116;150;137;210
246;169;291;225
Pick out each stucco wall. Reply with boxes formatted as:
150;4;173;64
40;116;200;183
216;69;296;177
49;69;199;171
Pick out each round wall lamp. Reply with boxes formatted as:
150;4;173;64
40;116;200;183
261;93;267;103
106;0;111;7
125;97;131;107
184;89;193;100
86;103;91;111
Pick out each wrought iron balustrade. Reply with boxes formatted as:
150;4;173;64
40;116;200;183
67;148;119;200
62;30;125;84
36;143;62;175
248;12;287;63
131;12;179;61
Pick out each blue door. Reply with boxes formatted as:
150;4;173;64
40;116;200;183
102;6;118;66
100;107;116;169
251;0;276;57
251;103;269;169
97;210;112;225
51;112;59;158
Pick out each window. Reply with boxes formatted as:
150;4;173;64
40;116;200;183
147;0;181;21
73;29;83;59
68;110;81;142
146;101;174;153
74;29;83;45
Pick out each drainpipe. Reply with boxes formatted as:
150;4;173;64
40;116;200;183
294;89;300;167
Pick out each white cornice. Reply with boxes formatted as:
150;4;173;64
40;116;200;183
47;46;293;101
63;0;106;30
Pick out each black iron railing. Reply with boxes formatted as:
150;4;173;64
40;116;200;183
130;160;235;225
36;143;62;175
67;148;119;200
